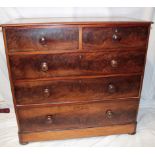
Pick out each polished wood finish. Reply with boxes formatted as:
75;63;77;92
19;123;136;144
83;27;148;49
0;108;10;113
5;27;79;52
1;17;152;27
14;75;141;105
1;17;151;144
17;99;138;132
9;50;145;80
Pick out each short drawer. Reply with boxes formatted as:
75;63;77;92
5;27;79;52
14;75;141;105
83;26;148;49
17;99;139;132
9;50;145;80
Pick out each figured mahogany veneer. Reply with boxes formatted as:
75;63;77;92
17;99;138;132
1;17;152;144
9;50;145;80
5;27;79;51
14;75;141;105
83;27;148;49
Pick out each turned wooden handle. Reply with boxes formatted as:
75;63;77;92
111;59;118;68
112;34;121;41
46;115;54;124
106;110;113;119
108;84;116;93
39;36;47;45
0;108;10;113
41;62;48;72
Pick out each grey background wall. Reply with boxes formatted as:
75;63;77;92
0;7;155;107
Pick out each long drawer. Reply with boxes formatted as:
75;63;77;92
17;99;139;132
83;26;148;49
9;50;145;80
14;75;141;105
5;27;79;52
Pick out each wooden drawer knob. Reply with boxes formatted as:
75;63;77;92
46;115;54;124
106;110;113;119
108;84;116;93
112;34;121;41
39;36;47;45
41;62;48;72
43;88;50;97
111;59;118;68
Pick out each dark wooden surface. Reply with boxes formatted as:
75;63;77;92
0;108;10;113
17;98;138;132
1;18;152;144
14;75;141;105
5;26;149;52
10;50;145;80
83;27;148;49
5;27;79;52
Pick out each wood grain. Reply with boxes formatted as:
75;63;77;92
14;75;141;105
0;17;152;27
83;26;148;49
9;50;145;80
5;27;79;52
2;27;22;133
1;19;151;144
17;98;139;132
19;123;136;144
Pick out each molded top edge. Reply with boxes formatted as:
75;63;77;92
0;17;153;27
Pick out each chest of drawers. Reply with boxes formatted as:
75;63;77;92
1;17;152;144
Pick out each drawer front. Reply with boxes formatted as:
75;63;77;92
17;99;139;132
83;27;148;49
14;75;141;105
5;27;79;52
10;51;145;80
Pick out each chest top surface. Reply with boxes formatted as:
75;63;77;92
0;17;152;27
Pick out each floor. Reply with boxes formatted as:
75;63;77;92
0;99;155;147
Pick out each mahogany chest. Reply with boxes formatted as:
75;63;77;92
1;17;152;144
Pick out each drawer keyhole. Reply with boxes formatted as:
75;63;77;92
43;88;50;97
46;115;54;124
